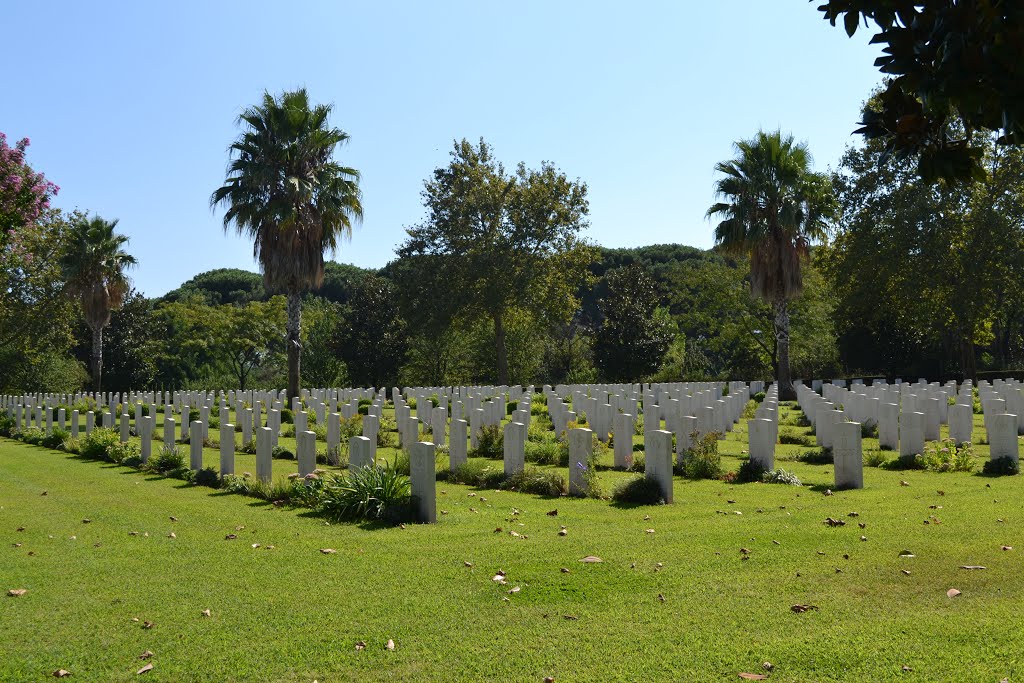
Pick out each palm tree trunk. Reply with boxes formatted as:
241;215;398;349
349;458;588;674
91;326;104;393
773;300;796;400
494;309;509;385
286;291;302;401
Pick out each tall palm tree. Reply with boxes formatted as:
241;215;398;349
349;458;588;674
707;130;835;400
60;216;137;392
211;89;363;400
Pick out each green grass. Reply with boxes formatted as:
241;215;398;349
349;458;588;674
2;403;1023;682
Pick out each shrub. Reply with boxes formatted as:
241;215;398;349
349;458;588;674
20;427;45;445
377;416;397;448
860;422;879;438
983;456;1019;476
61;436;81;454
798;447;833;465
762;468;802;486
678;432;722;480
525;440;563;466
272;446;294;460
122;455;143;468
611;476;664;505
358;398;373;408
358;404;370;416
506;402;518;416
918;439;974;473
886;454;925;470
504;469;566;497
741;400;758;420
627;451;645;472
280;408;294;424
472;425;503;458
864;450;889;467
149;444;186;473
241;438;257;454
279;423;295;438
0;414;15;437
317;468;412;523
390;450;411;476
443;460;507;489
753;391;766;403
736;459;767;483
81;428;119;460
106;441;139;464
194;466;221;488
779;430;813;447
208;416;220;430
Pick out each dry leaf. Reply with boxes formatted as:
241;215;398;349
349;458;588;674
558;529;568;536
959;565;987;570
1001;545;1014;551
82;519;91;524
320;548;336;554
234;525;245;531
899;550;915;557
579;556;602;563
129;531;139;536
225;534;237;540
8;589;27;597
251;543;261;549
860;535;868;542
463;561;473;567
12;543;21;547
762;662;774;671
41;491;47;496
16;527;25;532
901;665;913;672
823;489;833;496
354;641;366;651
138;651;153;660
509;586;520;594
790;604;818;613
824;518;846;527
142;621;154;629
167;533;176;539
560;568;570;573
657;593;665;603
201;609;211;617
946;588;961;598
136;663;153;675
546;509;558;516
901;570;911;576
52;669;71;677
169;517;177;522
645;529;655;534
385;639;396;651
563;614;578;620
544;677;555;683
738;674;767;680
900;480;910;487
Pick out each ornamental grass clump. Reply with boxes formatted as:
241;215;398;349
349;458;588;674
317;467;412;524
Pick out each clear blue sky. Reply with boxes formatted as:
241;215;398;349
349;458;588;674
3;1;883;297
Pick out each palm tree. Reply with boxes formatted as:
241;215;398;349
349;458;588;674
60;216;137;392
211;89;363;400
707;130;835;400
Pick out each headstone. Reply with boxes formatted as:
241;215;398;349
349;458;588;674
431;406;447;447
349;435;374;470
613;413;634;469
71;410;80;438
503;421;526;476
988;413;1019;465
220;423;234;476
449;419;468;470
410;441;437;523
645;429;674;504
899;411;925;458
140;416;154;463
120;412;130;443
948;403;973;444
568;427;593;497
878;402;899;450
296;430;316;477
326;412;341;465
833;421;864;490
86;410;95;435
189;421;203;471
748;418;775;470
256;426;273;483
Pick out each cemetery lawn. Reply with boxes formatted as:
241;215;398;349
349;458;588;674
3;437;1024;682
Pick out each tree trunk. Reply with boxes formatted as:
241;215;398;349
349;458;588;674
91;325;104;393
287;291;303;401
494;309;509;385
773;300;796;400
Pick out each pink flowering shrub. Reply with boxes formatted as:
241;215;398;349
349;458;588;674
0;132;59;234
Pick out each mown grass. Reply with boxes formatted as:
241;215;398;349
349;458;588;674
2;402;1023;682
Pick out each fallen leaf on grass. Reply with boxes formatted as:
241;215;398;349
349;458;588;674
563;614;578;620
138;651;153;660
898;550;916;558
558;529;568;536
579;556;602;563
900;481;910;487
463;561;473;567
1002;545;1014;551
544;677;555;682
234;525;245;531
355;641;366;651
546;509;557;516
167;533;176;539
509;586;520;594
224;534;237;540
901;665;913;672
320;548;336;554
385;639;396;651
738;674;767;680
560;568;570;573
901;570;911;576
201;609;211;617
8;588;28;597
169;517;177;522
959;565;987;570
16;527;25;532
142;621;154;629
657;593;665;603
136;663;153;674
823;518;846;527
645;529;655;534
81;519;91;524
946;589;961;598
52;669;71;677
790;604;818;613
